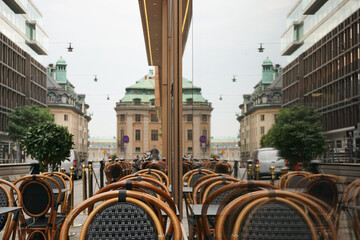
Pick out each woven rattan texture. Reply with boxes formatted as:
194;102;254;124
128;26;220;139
308;182;336;207
240;202;312;240
28;231;46;240
47;177;64;204
86;202;158;240
23;182;50;215
190;173;206;187
0;188;8;231
287;175;305;188
110;166;122;179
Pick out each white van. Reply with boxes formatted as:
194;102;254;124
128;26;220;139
60;150;83;179
251;148;287;177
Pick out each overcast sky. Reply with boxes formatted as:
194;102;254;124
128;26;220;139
33;0;294;139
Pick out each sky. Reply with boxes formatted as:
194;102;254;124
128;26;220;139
33;0;295;139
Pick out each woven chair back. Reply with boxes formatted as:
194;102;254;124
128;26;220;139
0;185;9;231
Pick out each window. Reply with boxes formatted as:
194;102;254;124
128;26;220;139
187;147;193;153
135;147;141;152
26;22;35;40
120;147;124;152
135;129;141;141
187;129;193;141
135;114;141;122
187;114;193;122
151;130;158;141
202;129;207;137
133;98;141;104
202;114;207;122
64;114;68;121
120;129;125;143
294;22;304;41
261;126;265;135
260;115;265;121
151;114;158;122
120;114;125;122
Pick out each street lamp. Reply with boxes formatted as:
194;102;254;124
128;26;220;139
258;43;264;52
67;43;73;52
232;75;237;82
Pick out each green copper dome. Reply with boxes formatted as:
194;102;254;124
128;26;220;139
262;57;272;66
120;70;208;104
56;57;67;65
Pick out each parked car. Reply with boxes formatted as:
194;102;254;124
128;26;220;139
60;150;83;179
251;148;288;178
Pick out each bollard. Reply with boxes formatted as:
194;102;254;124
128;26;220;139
60;168;66;174
281;167;288;176
100;159;105;189
247;163;252;180
88;161;93;198
255;164;259;180
234;160;239;178
270;166;275;185
70;167;83;229
81;164;87;215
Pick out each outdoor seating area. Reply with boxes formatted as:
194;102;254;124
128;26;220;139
0;160;359;239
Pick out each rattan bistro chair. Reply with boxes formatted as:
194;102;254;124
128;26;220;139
0;179;23;239
14;175;64;240
215;190;337;240
104;162;125;183
59;190;181;240
201;181;277;239
342;178;360;239
136;169;170;187
43;171;73;215
119;175;170;195
91;180;176;238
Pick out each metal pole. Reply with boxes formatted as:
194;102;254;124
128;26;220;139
100;159;104;189
81;164;87;215
247;163;252;180
255;164;259;180
270;166;275;185
234;160;239;178
281;167;288;176
88;161;93;198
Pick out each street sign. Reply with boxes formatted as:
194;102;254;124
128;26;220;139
200;135;207;143
123;135;129;143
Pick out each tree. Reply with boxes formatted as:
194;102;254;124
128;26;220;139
263;105;325;170
6;105;53;144
22;121;74;172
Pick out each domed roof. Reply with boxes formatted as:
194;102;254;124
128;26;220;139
262;57;272;65
56;57;67;65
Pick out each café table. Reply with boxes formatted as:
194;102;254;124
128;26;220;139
0;207;22;215
187;204;220;240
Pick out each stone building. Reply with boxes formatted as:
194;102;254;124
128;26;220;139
281;0;360;162
210;137;240;162
115;69;213;160
88;138;117;162
47;58;91;161
237;58;282;161
0;0;48;163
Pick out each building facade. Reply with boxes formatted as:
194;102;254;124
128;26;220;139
88;138;117;162
210;138;240;162
281;0;360;162
47;58;91;161
0;0;48;163
237;58;282;161
115;69;213;160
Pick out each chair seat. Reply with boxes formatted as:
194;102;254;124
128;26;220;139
26;215;65;228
